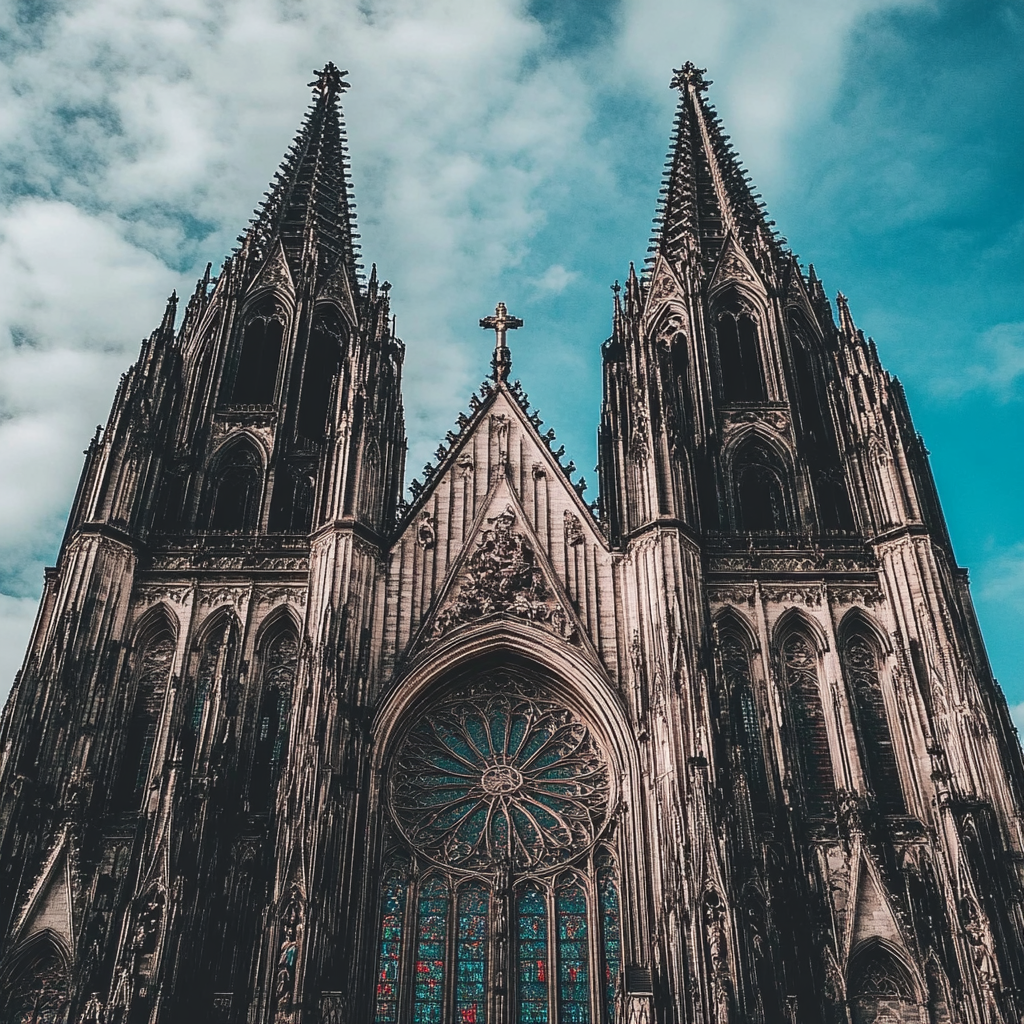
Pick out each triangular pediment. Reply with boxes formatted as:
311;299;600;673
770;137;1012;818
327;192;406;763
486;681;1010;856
317;258;359;326
16;836;76;953
248;239;295;296
644;254;688;317
417;479;585;649
846;851;906;957
707;232;765;297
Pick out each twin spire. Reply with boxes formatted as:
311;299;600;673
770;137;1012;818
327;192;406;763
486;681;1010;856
239;62;361;296
654;61;778;273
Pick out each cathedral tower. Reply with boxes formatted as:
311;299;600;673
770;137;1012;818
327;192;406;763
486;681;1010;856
1;63;1021;1024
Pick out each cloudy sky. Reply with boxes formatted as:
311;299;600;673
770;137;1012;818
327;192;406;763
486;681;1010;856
0;0;1020;724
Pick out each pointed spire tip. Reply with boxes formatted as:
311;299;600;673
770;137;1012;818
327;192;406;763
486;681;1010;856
670;62;710;92
309;62;349;103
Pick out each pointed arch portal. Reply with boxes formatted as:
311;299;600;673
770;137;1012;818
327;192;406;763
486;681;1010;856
373;664;624;1023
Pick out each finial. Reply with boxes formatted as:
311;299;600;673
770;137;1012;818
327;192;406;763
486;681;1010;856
309;63;349;103
479;302;523;383
160;291;178;333
670;62;710;92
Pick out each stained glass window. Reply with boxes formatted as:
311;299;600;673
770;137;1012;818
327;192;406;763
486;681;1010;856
556;878;590;1022
391;687;609;872
843;633;905;815
374;868;408;1023
413;878;450;1023
518;884;549;1022
782;633;836;817
455;883;489;1023
597;860;621;1022
0;942;71;1024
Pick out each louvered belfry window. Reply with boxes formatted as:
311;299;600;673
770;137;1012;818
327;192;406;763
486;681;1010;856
372;668;624;1022
782;633;836;817
842;633;906;815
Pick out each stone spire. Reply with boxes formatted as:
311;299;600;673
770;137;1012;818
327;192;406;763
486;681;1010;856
652;61;779;273
237;62;361;294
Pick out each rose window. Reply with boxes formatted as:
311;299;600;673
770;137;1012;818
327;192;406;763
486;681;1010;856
390;688;610;872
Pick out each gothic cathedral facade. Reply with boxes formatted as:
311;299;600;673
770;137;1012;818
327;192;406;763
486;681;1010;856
1;62;1022;1024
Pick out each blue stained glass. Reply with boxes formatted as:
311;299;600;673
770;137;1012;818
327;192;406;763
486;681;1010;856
456;884;489;1023
413;878;450;1022
518;885;549;1022
598;864;621;1023
556;880;590;1023
374;870;408;1023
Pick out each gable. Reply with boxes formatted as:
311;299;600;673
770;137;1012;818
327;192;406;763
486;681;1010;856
380;384;618;674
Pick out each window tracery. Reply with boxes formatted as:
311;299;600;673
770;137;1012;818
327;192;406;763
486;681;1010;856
842;632;905;815
249;628;297;811
390;688;609;872
375;672;621;1022
115;628;174;808
205;444;262;532
781;633;836;818
718;632;770;806
734;442;791;533
0;940;71;1024
716;295;765;402
233;304;285;405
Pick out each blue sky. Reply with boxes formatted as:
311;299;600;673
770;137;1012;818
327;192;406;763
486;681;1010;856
0;0;1020;721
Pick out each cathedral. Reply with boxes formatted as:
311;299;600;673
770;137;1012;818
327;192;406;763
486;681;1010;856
1;60;1023;1024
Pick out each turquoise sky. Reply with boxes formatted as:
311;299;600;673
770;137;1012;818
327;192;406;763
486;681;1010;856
0;0;1020;719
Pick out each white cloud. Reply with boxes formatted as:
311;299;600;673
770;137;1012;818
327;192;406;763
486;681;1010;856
0;596;38;706
1011;703;1024;737
929;322;1024;401
532;264;580;295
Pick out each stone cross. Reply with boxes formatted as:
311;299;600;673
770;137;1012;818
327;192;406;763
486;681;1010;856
479;302;523;382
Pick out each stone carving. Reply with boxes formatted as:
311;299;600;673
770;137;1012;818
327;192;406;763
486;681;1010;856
707;587;755;606
829;584;884;607
761;585;822;607
273;894;303;1019
563;510;584;547
432;505;576;642
416;511;436;550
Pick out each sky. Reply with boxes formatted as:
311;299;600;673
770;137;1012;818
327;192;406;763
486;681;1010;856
0;0;1020;725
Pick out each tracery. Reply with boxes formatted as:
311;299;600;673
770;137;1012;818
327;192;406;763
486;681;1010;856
375;671;622;1022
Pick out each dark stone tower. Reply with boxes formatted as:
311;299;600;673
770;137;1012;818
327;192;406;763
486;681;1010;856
1;62;1021;1024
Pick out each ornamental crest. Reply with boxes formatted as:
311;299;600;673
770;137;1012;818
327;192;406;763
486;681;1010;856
432;505;577;642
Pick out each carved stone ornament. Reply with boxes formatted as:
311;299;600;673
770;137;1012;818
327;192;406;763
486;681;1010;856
722;407;789;433
417;510;436;550
707;587;755;607
432;505;577;643
829;584;884;607
761;585;823;607
563;510;585;548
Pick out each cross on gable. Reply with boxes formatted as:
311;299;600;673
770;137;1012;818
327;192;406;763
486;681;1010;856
479;302;523;382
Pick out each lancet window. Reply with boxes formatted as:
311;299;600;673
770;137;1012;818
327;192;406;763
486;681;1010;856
114;625;175;809
842;631;905;815
249;626;298;812
717;630;770;807
716;295;766;402
781;632;836;818
372;670;623;1023
297;311;346;440
188;619;236;751
848;944;917;1024
205;442;263;532
785;313;829;454
232;302;285;405
734;442;791;533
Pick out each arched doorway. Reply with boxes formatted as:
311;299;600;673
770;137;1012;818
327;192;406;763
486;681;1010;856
372;662;624;1024
0;933;71;1024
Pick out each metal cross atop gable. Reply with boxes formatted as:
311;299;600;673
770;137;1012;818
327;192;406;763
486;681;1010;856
479;302;523;382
